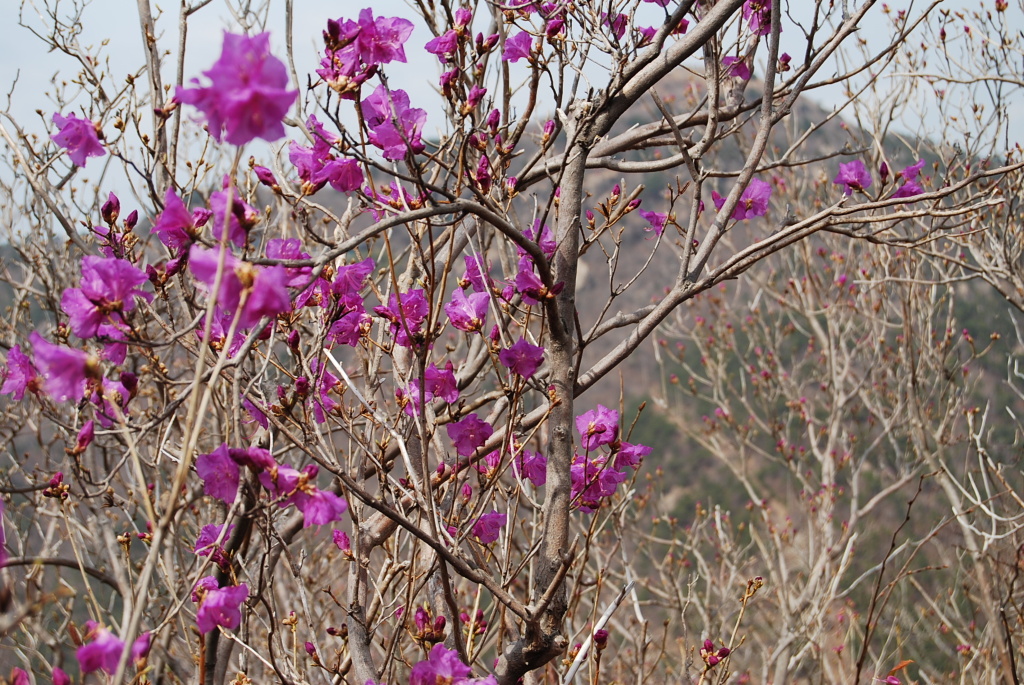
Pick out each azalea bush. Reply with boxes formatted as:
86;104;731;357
0;0;1020;683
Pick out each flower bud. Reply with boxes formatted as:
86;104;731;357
101;192;120;225
125;210;139;230
304;641;316;656
594;629;609;649
254;165;279;189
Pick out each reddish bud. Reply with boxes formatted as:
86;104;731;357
101;192;120;225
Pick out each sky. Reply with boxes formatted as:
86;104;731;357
0;0;1019;182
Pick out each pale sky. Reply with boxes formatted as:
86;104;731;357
0;1;1018;167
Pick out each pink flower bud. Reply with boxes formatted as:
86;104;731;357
704;639;715;652
304;641;316;656
101;192;120;225
254;165;278;188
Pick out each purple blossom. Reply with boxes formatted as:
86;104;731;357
242;397;269;430
604;12;628;40
498;338;545;379
305;358;341;424
361;85;427;160
1;345;38;401
342;10;415;68
194;578;249;633
462;254;490;293
333;529;351;552
188;246;292;329
447;414;494;456
194;523;235;560
571;454;627;512
196;444;241;503
712;178;772;220
615;441;651;470
892;159;926;199
53;668;71;685
403;362;460;415
524;220;558;258
445;288;489;333
151;187;211;253
743;0;773;36
513;450;547;486
210;180;259;247
373;289;430;347
410;644;473;685
289;116;363;193
639;209;668;236
425;29;460;61
297;487;348;527
576;404;619;451
51;112;105;167
76;622;124;674
333;257;375;297
266;238;314;290
834;160;873;195
722;56;751;80
89;377;131;428
503;32;533;62
472;511;507;544
29;332;94;403
514;257;550;306
175;32;297;145
61;256;151;339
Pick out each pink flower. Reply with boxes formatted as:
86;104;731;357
333;529;351;552
425;29;460;61
51;112;105;167
834;160;873;195
53;667;71;685
61;256;151;339
576;405;619;451
76;622;124;674
373;289;430;347
297;487;348;527
29;332;95;403
175;32;297;146
289;116;363;193
194;523;235;563
209;179;259;247
445;288;489;333
9;669;28;685
194;578;249;634
188;246;292;329
410;644;472;685
403;362;460;415
196;445;241;503
571;454;627;512
1;345;39;401
638;209;668;236
361;85;427;160
615;442;651;470
712;178;772;220
722;56;751;80
503;32;533;62
151;187;211;253
498;338;545;379
513;450;547;486
447;414;494;456
892;159;926;199
743;0;773;36
472;511;507;544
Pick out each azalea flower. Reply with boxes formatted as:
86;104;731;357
472;511;507;544
51;112;105;167
503;32;533;62
834;160;873;195
447;414;494;456
176;32;297;145
498;338;545;379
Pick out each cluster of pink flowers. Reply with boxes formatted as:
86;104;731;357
572;405;651;512
833;158;927;200
196;444;347;528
